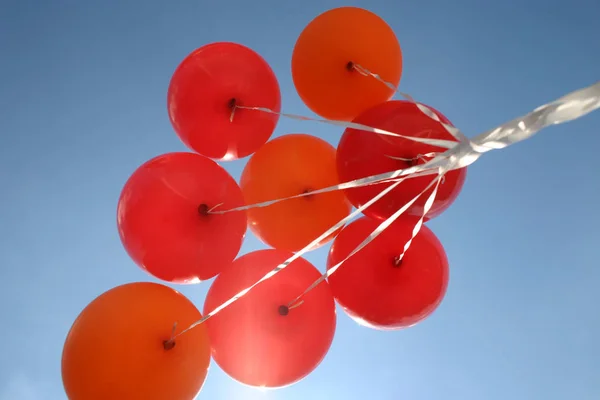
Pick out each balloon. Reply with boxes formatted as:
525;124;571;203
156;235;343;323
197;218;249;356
292;7;402;121
204;249;336;388
117;152;247;283
336;100;467;221
327;216;449;330
168;42;281;160
240;134;351;252
62;282;211;400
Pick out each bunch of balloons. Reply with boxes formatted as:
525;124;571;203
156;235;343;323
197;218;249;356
61;6;467;400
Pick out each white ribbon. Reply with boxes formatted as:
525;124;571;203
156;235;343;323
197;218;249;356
172;80;600;339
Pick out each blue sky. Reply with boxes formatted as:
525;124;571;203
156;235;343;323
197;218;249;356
1;0;599;399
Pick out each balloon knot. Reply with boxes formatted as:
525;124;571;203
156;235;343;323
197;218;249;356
346;61;355;71
392;256;403;267
278;305;289;316
198;204;209;216
302;188;314;199
163;339;176;351
228;98;238;122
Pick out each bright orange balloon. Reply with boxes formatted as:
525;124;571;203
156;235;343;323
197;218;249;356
292;7;402;121
240;134;351;252
62;282;211;400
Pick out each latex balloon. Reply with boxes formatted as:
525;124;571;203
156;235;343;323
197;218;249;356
168;42;281;160
327;216;449;329
204;249;336;388
240;134;351;252
62;282;211;400
337;100;467;221
292;7;402;121
117;152;247;283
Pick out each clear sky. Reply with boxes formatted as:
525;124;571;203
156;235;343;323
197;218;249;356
1;0;599;399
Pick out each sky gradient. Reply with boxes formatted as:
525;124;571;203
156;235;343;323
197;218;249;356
1;0;599;399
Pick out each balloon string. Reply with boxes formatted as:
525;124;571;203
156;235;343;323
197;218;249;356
208;162;443;214
394;172;443;262
228;80;600;195
171;80;600;339
215;65;480;216
208;150;446;216
232;104;458;149
162;322;177;350
171;172;413;340
468;81;600;151
217;65;479;217
350;63;471;145
387;152;439;164
286;168;445;309
386;152;446;184
218;86;463;216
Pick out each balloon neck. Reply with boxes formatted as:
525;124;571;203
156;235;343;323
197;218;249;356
227;98;238;122
302;188;314;199
163;339;176;351
392;256;403;267
278;305;290;316
407;156;428;167
198;204;210;216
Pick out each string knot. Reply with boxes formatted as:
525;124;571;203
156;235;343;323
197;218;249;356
228;98;238;122
393;256;403;267
278;305;289;316
198;203;209;216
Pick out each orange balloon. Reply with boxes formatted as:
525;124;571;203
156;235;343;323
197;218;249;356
240;134;351;252
62;282;211;400
292;7;402;121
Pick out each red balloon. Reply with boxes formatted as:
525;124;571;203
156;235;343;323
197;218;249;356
204;249;336;388
336;100;467;221
117;152;247;283
327;216;449;329
168;42;281;160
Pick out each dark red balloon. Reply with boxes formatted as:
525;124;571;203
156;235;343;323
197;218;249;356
336;100;467;221
168;42;281;160
204;249;336;388
327;216;449;329
117;152;247;283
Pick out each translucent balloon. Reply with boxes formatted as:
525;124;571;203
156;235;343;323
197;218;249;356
241;134;351;252
292;7;402;121
204;249;336;388
168;42;281;160
337;100;467;221
117;152;247;282
62;282;211;400
327;216;449;329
